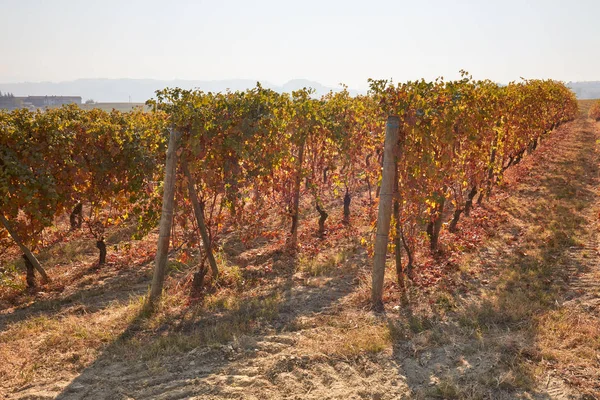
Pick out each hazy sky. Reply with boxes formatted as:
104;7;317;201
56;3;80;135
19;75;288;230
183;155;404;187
1;0;599;89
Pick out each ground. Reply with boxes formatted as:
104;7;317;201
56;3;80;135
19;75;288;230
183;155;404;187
1;102;599;399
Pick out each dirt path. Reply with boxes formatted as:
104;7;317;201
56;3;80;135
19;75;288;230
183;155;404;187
540;117;600;398
4;115;600;400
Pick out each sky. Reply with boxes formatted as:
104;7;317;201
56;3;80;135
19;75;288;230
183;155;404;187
1;0;599;90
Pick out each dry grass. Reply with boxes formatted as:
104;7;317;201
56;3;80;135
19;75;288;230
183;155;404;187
538;308;600;361
296;248;351;276
0;299;141;389
537;308;600;393
297;313;394;358
111;287;283;362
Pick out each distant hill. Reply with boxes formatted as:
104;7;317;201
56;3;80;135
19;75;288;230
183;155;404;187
0;79;360;103
4;78;595;103
567;81;600;99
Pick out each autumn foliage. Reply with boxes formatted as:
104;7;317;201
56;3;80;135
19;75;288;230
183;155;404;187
0;106;166;270
1;75;578;302
589;99;600;121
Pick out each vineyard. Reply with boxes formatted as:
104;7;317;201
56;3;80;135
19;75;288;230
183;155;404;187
2;75;599;399
590;99;600;120
1;75;577;299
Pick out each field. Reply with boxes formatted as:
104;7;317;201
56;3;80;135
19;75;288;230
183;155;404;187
1;91;600;399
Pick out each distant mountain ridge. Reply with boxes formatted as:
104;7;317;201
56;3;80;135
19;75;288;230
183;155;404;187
2;78;596;103
0;78;361;103
567;81;600;100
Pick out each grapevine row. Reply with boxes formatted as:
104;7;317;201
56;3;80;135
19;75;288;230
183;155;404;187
590;100;600;120
0;106;166;280
0;75;578;310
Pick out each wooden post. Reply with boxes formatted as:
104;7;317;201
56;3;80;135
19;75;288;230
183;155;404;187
181;158;219;279
393;163;403;289
148;127;181;305
290;138;306;249
0;213;49;283
371;116;400;311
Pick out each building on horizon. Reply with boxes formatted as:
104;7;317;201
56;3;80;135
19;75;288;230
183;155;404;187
0;95;82;110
